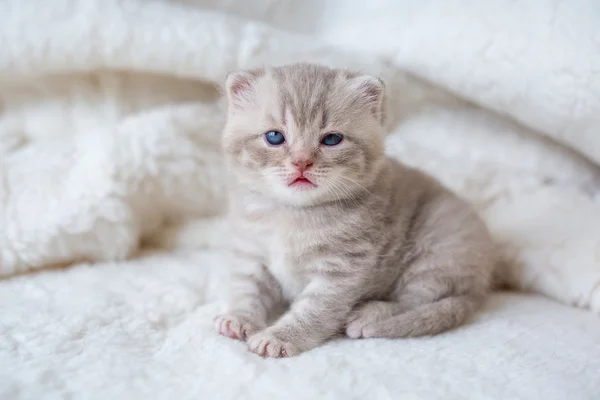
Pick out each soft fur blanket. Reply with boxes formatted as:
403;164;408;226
1;0;600;399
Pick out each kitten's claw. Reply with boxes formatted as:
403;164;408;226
214;314;263;341
247;331;300;358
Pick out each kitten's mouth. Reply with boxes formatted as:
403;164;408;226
289;176;316;189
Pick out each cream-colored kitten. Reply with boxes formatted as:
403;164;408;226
215;63;496;358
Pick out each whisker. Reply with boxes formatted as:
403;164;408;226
338;176;382;200
331;180;377;227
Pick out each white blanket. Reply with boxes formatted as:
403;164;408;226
1;0;600;398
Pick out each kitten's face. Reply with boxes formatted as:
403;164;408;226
222;64;386;207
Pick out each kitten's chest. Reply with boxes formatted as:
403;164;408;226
261;219;324;300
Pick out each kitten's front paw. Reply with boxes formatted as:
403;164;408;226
247;330;300;358
214;314;264;341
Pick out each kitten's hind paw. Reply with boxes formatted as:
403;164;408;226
346;320;367;339
346;317;378;339
247;330;300;358
345;301;404;339
213;314;264;341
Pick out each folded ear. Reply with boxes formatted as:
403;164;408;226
225;70;256;108
349;75;386;124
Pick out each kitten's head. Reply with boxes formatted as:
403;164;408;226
222;63;386;207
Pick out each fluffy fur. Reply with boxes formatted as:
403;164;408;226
215;63;496;357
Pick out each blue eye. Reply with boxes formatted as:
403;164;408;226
321;133;343;146
264;130;285;146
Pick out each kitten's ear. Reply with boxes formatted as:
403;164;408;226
225;70;256;108
350;75;386;125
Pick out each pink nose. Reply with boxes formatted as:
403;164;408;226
292;158;313;173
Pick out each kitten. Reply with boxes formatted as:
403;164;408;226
214;63;496;358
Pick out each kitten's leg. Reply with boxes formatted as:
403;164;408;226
355;295;480;338
214;258;281;341
346;267;485;339
348;195;493;339
345;295;480;339
247;276;363;358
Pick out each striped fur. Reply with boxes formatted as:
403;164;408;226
214;63;496;358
